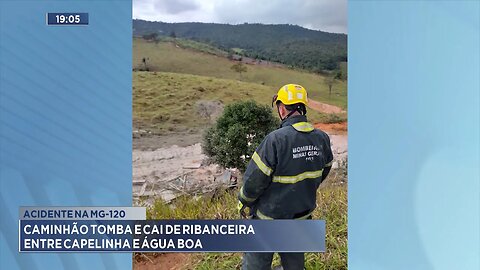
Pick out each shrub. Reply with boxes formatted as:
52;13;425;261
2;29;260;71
202;100;279;172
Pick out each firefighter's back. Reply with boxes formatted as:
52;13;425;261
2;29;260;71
254;120;333;220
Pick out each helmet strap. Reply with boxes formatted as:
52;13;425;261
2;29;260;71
278;106;298;121
277;104;306;121
285;109;298;120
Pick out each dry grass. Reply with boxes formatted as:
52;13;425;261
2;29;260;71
139;179;347;270
133;72;345;135
133;38;347;109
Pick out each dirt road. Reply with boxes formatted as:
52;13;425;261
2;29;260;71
307;99;345;114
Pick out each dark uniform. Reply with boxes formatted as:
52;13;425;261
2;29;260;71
239;114;333;270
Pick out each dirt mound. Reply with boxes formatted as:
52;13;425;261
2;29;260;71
307;99;344;114
314;122;347;135
134;253;190;270
328;134;347;169
133;135;346;205
313;122;347;169
133;144;238;206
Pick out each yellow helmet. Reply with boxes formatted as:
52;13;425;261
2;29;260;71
272;84;308;107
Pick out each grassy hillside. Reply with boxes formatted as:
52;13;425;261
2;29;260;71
133;72;343;135
133;38;347;110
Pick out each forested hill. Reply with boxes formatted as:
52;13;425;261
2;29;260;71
133;20;347;72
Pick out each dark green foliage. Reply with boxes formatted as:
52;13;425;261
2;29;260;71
134;20;347;72
142;32;158;41
203;101;279;172
335;70;343;80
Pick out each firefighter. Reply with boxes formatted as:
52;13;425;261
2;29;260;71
238;84;334;270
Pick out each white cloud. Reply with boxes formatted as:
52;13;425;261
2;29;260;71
133;0;347;33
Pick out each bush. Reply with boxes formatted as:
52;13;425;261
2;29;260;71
203;100;279;172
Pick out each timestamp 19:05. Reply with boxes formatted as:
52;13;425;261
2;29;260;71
56;14;80;24
47;13;88;25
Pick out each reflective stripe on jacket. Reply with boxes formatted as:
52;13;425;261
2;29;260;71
238;115;334;219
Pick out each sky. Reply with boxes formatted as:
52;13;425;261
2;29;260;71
133;0;347;34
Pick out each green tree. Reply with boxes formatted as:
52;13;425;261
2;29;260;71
324;75;335;96
202;101;279;172
230;62;247;79
142;57;149;71
335;70;342;80
227;50;234;60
